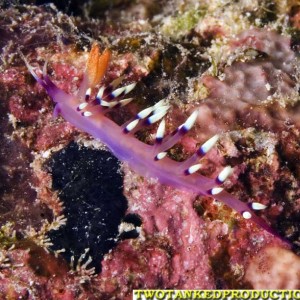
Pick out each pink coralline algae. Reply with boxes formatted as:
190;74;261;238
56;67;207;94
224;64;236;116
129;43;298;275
200;29;298;133
122;169;215;289
1;2;300;298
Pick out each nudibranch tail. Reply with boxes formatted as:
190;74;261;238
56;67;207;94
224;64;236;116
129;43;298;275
23;43;280;238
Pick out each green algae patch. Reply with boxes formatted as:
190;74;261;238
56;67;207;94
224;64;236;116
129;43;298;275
161;8;207;40
0;223;17;249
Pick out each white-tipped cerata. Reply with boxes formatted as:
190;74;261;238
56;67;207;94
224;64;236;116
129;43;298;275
125;119;139;132
83;111;93;117
85;87;92;100
101;99;119;107
137;106;154;119
120;98;134;107
242;211;252;219
154;99;168;109
124;83;136;94
111;86;126;98
182;110;199;132
96;86;105;100
210;187;224;195
251;202;267;210
156;119;166;142
147;109;168;124
199;134;219;156
153;105;169;116
186;163;202;175
100;100;110;107
217;166;233;183
109;101;118;108
155;152;167;160
78;102;88;110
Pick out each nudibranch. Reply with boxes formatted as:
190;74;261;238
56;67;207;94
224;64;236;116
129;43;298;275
22;43;277;236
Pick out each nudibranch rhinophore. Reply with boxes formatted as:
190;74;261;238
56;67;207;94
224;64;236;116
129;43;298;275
22;43;277;236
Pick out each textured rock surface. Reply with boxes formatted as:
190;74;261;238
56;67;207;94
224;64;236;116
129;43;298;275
1;1;300;298
245;246;300;289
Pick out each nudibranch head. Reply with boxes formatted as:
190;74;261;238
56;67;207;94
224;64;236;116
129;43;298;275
21;43;111;104
86;43;111;88
77;43;111;101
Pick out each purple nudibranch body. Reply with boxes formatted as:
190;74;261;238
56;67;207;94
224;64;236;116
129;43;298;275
23;47;277;236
